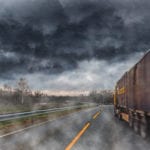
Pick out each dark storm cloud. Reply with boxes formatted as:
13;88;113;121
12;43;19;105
0;0;150;77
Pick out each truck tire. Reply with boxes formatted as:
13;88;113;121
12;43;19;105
118;113;122;120
139;116;148;138
140;123;147;138
133;118;139;133
129;113;133;127
129;117;133;127
114;109;117;117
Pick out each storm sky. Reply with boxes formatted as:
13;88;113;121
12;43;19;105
0;0;149;93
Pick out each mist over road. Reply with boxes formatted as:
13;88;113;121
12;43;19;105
0;106;149;150
72;106;150;150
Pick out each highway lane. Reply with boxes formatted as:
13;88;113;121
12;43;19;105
0;107;100;150
72;105;150;150
0;105;150;150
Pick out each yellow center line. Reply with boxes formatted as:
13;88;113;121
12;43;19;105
65;122;90;150
93;111;100;120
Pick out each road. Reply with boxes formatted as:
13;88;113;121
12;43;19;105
0;105;150;150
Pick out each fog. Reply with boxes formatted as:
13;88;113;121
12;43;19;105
0;106;149;150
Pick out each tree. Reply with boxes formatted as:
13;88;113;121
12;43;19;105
89;90;113;104
89;90;99;103
17;78;30;104
3;84;12;92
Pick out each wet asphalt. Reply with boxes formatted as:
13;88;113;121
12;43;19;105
0;105;149;150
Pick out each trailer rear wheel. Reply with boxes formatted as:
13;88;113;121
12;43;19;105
129;114;133;127
139;116;148;139
140;123;147;138
118;113;122;120
129;117;133;127
114;108;117;117
133;119;139;133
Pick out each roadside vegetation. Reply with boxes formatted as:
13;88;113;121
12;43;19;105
0;78;113;135
0;78;113;114
0;104;93;135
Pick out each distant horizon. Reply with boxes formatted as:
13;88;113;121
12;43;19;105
0;85;113;96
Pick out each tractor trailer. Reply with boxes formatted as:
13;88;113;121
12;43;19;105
114;51;150;138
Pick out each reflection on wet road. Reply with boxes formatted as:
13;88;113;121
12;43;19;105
0;106;150;150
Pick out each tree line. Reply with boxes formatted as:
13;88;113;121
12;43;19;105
0;78;113;108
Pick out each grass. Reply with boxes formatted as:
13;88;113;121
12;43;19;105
0;102;88;114
0;104;31;114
